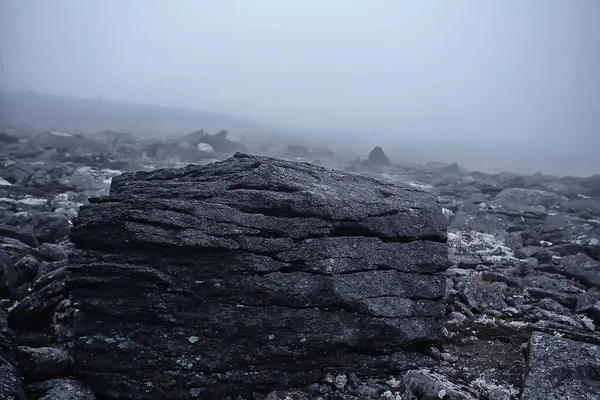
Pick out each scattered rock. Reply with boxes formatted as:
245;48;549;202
1;113;600;398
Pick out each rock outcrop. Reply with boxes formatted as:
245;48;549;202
66;153;448;398
364;146;391;167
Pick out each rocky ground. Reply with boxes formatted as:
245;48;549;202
0;125;599;399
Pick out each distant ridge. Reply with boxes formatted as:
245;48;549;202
0;90;278;138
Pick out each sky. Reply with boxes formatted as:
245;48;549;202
0;0;598;174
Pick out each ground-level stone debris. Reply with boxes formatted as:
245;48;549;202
1;112;600;399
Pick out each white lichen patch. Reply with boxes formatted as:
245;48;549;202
578;315;596;331
334;374;348;387
0;196;48;206
504;320;529;329
474;315;497;326
188;336;199;344
381;390;403;400
386;377;401;388
470;375;520;398
502;307;519;316
175;356;196;370
448;230;516;263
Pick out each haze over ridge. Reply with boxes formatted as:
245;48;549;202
1;0;598;175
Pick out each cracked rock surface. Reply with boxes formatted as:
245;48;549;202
66;153;448;398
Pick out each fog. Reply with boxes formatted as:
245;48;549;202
1;0;598;175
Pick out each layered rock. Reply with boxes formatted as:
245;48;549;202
66;153;448;398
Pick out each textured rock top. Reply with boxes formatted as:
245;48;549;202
72;153;447;251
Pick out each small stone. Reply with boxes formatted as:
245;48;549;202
17;346;73;381
29;378;96;400
14;255;41;283
346;373;362;389
36;243;69;262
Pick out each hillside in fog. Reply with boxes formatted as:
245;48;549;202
0;90;279;139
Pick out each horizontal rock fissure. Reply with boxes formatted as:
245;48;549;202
75;217;446;247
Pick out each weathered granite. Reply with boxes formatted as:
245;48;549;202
65;153;448;398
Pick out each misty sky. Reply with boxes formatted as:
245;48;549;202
1;0;598;170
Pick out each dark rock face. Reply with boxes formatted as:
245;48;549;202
29;378;96;400
364;146;391;167
0;250;22;299
521;332;600;399
5;212;71;245
67;153;448;398
16;345;73;381
0;355;26;400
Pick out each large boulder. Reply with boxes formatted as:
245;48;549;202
521;332;600;399
29;131;113;164
66;153;448;398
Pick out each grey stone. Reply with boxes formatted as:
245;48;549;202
400;369;478;399
556;254;600;289
29;378;96;400
17;346;73;381
462;273;508;313
521;332;600;400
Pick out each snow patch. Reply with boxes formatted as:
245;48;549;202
50;131;73;137
448;230;516;262
0;177;11;186
197;143;215;153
